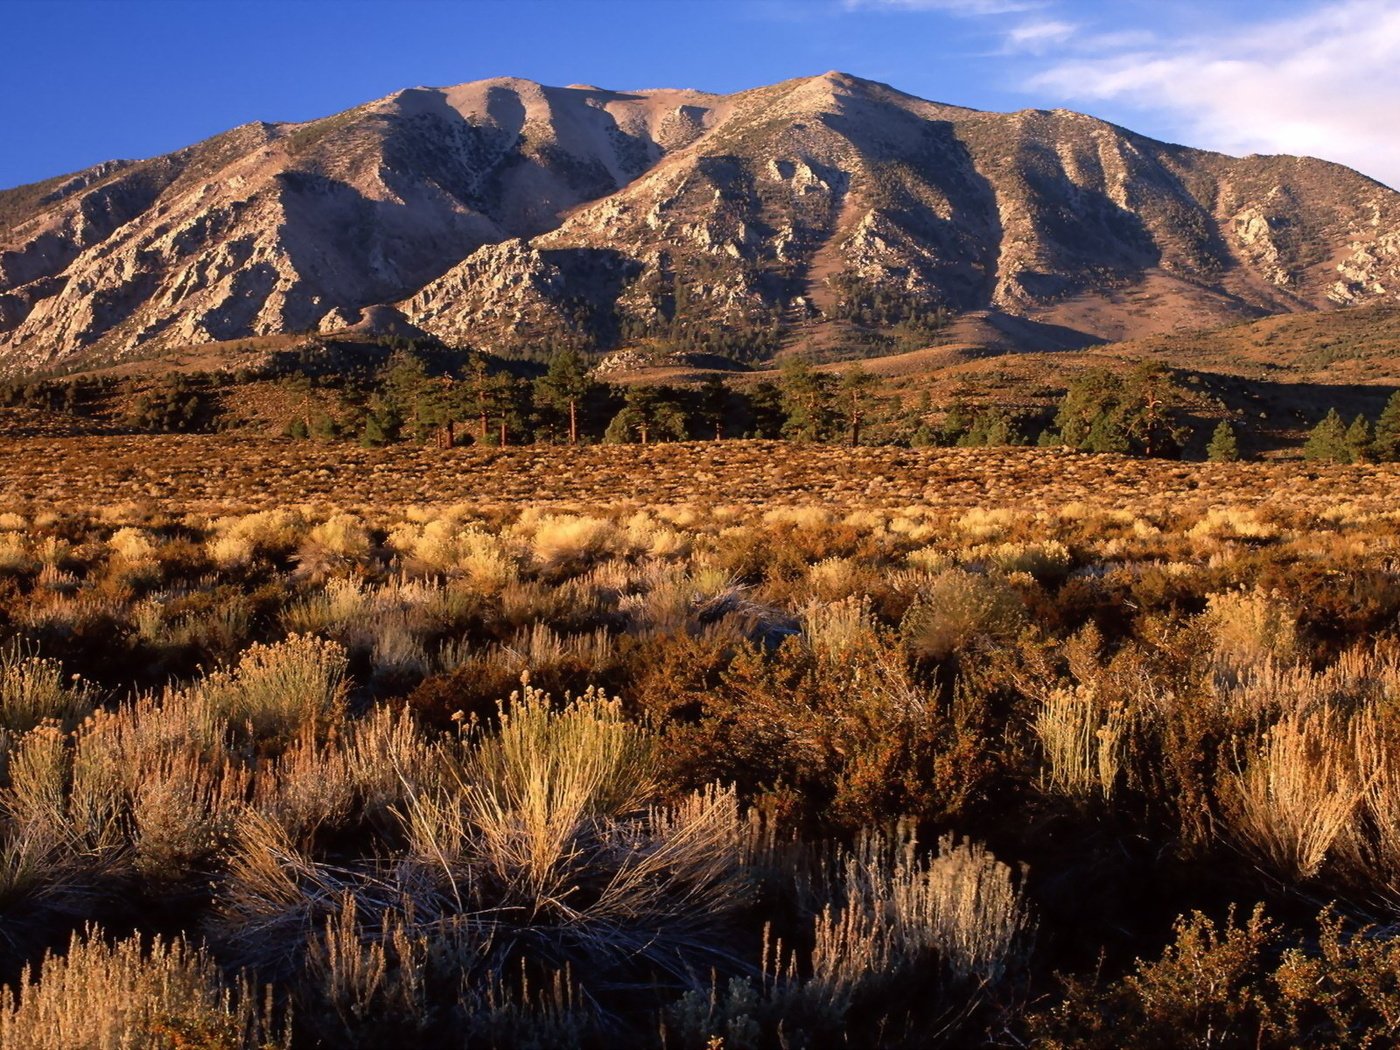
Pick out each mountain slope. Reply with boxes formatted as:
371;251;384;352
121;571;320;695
0;79;720;369
3;71;1398;371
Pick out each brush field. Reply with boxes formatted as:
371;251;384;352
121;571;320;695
2;435;1400;1047
8;433;1400;513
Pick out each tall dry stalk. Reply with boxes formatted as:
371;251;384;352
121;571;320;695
1035;685;1129;800
1225;706;1364;880
0;646;99;733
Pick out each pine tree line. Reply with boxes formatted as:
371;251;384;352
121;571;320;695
1302;393;1400;464
12;343;1396;462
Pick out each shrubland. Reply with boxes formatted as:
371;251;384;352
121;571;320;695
0;445;1399;1046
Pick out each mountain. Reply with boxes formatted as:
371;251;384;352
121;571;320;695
3;71;1398;372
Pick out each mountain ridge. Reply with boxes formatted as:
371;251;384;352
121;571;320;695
3;70;1398;372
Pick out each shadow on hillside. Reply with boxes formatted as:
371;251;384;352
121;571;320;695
1187;374;1399;455
957;310;1104;352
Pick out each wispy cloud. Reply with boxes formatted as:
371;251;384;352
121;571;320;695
1003;18;1076;53
842;0;1073;59
1026;0;1400;187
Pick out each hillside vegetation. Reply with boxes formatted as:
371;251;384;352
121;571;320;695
8;302;1400;459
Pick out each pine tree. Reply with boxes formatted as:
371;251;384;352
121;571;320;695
309;412;338;441
358;392;402;448
1052;364;1187;457
941;400;972;445
956;409;1028;448
839;366;878;446
698;375;731;440
1206;421;1241;462
379;351;436;440
909;423;936;448
1053;369;1122;450
745;381;786;438
465;354;495;442
1372;391;1400;461
1084;412;1132;454
1121;362;1186;457
779;360;836;442
361;411;390;448
535;348;596;444
1303;408;1350;463
488;375;531;447
605;386;688;444
1345;414;1373;463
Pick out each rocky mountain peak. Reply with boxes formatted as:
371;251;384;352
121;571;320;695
2;72;1398;372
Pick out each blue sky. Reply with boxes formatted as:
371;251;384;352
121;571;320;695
4;0;1398;190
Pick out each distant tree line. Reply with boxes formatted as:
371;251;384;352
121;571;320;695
0;375;113;416
126;375;223;433
1;372;224;433
9;347;1400;463
826;275;951;351
1300;392;1400;464
616;286;784;362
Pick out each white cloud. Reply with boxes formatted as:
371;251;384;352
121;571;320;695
1004;18;1077;53
1027;0;1400;188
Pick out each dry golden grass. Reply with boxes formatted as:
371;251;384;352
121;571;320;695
777;828;1029;1017
0;927;285;1049
0;648;99;733
1224;707;1365;880
1035;684;1129;801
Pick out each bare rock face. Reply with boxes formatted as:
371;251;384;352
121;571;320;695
318;304;428;341
405;239;567;341
3;71;1399;370
1233;205;1293;287
1331;229;1400;304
